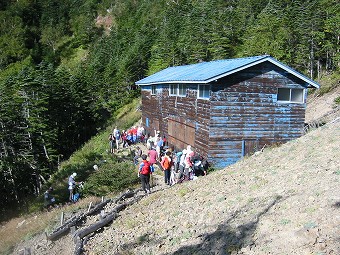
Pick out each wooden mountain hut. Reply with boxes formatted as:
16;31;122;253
135;55;320;168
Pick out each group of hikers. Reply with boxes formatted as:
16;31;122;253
135;129;210;194
44;125;209;209
108;125;146;153
44;172;83;210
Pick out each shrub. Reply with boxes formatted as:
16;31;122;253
82;161;139;196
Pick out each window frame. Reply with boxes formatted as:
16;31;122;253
197;84;210;99
169;84;177;95
277;88;305;103
169;84;187;97
151;85;156;95
178;84;186;96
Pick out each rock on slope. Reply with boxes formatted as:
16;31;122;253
81;120;339;255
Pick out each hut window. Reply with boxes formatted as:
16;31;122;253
169;84;177;95
151;85;156;95
277;88;304;103
198;85;210;99
169;84;186;96
178;84;186;96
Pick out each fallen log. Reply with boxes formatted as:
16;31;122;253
114;189;141;203
46;199;111;241
74;236;83;255
74;212;117;241
86;199;111;216
73;194;144;243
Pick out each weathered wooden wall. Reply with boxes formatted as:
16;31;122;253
209;62;307;167
141;84;210;158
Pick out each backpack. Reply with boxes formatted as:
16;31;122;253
140;161;151;175
162;156;171;170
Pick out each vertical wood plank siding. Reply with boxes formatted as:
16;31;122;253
141;62;308;168
141;84;210;158
209;63;307;167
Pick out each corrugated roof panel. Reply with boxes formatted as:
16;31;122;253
135;55;320;88
136;56;267;85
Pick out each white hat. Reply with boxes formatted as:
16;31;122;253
72;172;77;177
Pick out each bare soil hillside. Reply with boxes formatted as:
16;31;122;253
305;86;340;123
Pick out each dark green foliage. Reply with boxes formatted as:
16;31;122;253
82;161;139;196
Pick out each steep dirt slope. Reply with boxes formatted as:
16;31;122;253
305;86;339;123
78;120;339;255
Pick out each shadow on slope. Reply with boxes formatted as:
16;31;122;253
167;195;285;255
116;195;286;254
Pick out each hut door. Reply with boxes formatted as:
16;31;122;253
242;139;259;156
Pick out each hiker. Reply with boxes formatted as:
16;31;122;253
184;145;194;179
161;151;172;185
148;147;157;165
121;130;129;148
68;172;77;202
113;126;121;150
138;154;151;194
146;135;154;150
137;126;144;143
133;146;142;165
44;187;55;210
72;181;84;202
108;134;115;154
131;126;138;144
179;149;187;176
156;136;164;159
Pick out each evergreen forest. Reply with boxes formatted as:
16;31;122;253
0;0;339;217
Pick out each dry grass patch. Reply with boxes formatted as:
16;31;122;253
0;196;100;255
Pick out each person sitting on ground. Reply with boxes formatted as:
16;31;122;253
138;154;151;194
44;187;55;210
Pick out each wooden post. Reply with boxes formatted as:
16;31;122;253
87;202;92;213
60;212;64;226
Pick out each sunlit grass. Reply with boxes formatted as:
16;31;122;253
0;196;100;255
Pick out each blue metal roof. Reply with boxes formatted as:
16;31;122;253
135;55;320;88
